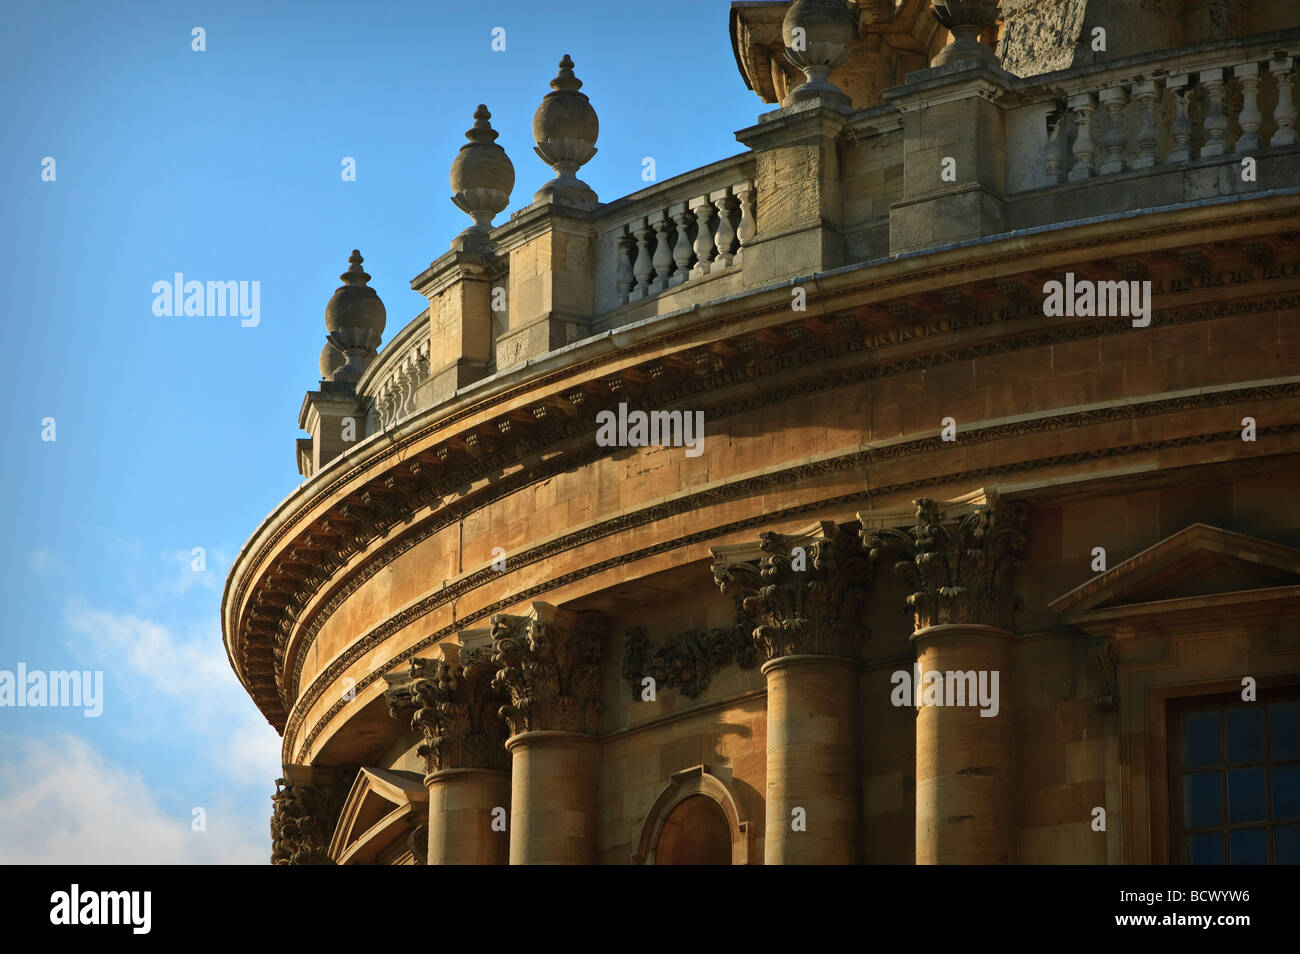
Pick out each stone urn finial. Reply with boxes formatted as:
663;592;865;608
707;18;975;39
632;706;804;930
930;0;1000;67
449;104;515;246
322;250;386;385
532;54;599;207
782;0;857;107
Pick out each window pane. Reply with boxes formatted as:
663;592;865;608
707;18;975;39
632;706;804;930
1229;828;1267;864
1271;701;1300;760
1187;831;1224;864
1275;825;1300;864
1228;767;1266;824
1273;764;1300;821
1185;710;1220;767
1185;772;1223;827
1226;708;1264;763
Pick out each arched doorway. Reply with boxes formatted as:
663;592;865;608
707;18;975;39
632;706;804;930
654;795;733;865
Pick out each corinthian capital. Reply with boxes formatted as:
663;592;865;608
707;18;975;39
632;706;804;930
270;771;342;866
712;521;870;661
490;603;608;736
402;650;510;774
864;492;1027;631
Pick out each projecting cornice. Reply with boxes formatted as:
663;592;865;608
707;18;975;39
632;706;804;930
222;194;1300;732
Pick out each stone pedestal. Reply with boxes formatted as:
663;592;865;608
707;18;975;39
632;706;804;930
505;730;599;864
424;767;510;866
761;654;863;864
912;623;1016;864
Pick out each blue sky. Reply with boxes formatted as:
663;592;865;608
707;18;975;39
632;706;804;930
0;0;760;862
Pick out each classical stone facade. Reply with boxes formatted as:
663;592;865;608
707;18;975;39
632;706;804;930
225;0;1300;864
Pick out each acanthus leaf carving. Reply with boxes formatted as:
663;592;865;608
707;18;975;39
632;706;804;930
490;606;608;735
713;521;870;661
865;493;1028;631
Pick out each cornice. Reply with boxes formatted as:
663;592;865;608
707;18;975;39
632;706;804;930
225;198;1300;730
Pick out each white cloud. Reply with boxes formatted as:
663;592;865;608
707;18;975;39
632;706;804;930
61;601;284;790
0;734;269;864
64;601;229;701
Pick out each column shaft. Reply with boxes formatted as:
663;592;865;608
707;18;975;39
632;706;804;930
762;654;862;864
505;730;599;864
425;768;510;865
912;623;1015;864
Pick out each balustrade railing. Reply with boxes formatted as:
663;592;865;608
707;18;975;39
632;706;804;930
1034;43;1296;189
610;179;757;306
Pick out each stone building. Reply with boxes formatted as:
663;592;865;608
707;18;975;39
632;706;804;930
225;0;1300;865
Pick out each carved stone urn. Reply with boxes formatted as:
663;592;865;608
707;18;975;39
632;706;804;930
532;54;599;206
931;0;1000;67
323;250;386;384
781;0;857;106
449;104;514;244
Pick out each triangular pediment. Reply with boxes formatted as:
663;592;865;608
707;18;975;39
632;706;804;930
329;767;427;865
1050;524;1300;623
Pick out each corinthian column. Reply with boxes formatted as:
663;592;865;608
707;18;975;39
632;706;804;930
865;493;1027;865
387;636;512;866
490;603;608;865
714;521;869;865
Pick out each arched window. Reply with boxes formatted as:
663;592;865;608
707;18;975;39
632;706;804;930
655;796;733;865
632;765;751;865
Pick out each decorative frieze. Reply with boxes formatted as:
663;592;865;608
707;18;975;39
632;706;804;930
713;521;870;661
622;600;759;699
865;493;1028;632
490;604;609;735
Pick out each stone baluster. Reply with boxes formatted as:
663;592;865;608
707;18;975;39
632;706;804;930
1234;62;1263;152
632;220;653;297
712;190;737;268
1044;106;1067;184
670;202;694;287
1067;92;1097;181
649;211;674;294
1167;74;1194;162
1270;56;1297;147
1098;86;1128;174
615;230;636;299
1131;79;1161;168
1200;68;1228;156
690;196;716;279
734;182;756;261
399;359;415;416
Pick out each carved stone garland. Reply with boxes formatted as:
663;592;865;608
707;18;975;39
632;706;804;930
622;595;759;699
